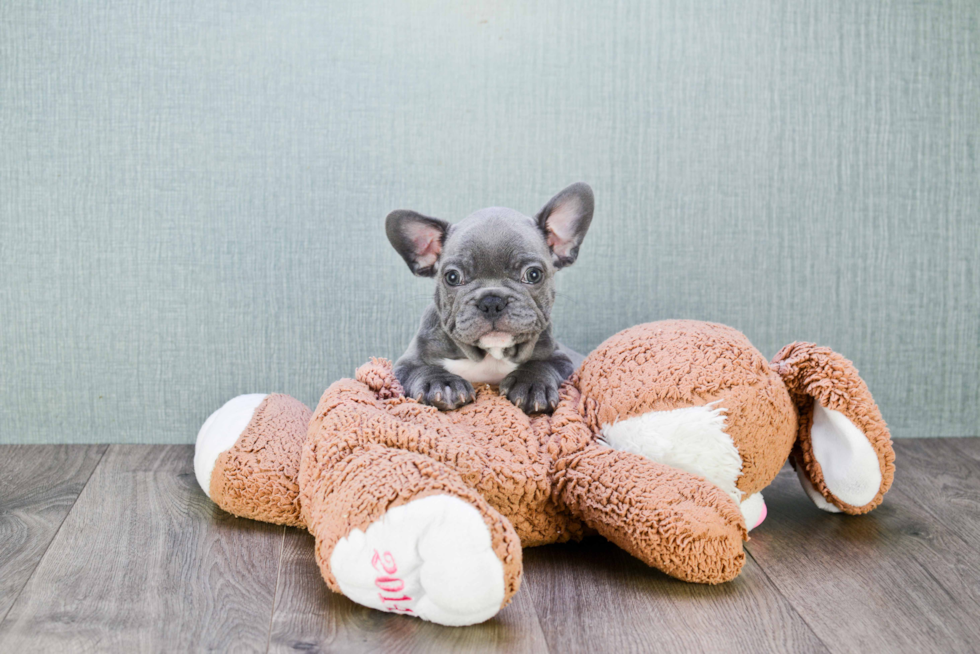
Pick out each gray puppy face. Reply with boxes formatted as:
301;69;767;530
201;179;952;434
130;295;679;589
436;208;554;346
386;183;594;351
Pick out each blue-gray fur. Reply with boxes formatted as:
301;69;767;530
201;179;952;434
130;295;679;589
386;184;594;412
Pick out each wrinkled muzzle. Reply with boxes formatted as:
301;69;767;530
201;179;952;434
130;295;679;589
447;288;548;345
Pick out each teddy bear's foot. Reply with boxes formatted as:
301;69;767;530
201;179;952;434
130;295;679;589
329;494;508;626
300;445;522;626
195;393;269;497
194;393;311;526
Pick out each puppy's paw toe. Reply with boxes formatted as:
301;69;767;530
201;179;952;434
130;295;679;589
418;376;475;411
502;378;558;414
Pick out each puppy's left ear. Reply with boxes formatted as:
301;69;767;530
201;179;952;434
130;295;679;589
385;210;451;277
536;182;595;269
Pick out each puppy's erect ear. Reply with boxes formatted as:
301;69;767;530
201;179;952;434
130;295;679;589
535;182;595;269
385;210;451;277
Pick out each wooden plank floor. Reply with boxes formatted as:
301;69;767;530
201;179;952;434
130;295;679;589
1;439;978;653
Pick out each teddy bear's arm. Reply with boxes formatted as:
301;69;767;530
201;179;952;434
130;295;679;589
553;444;747;584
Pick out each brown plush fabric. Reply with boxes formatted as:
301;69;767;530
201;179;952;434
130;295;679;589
771;342;895;514
210;394;311;528
554;442;747;583
205;321;895;610
292;357;747;587
545;378;747;582
300;359;583;548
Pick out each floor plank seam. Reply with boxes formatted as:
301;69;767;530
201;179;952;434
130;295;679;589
515;562;552;654
743;547;832;653
264;527;288;654
0;443;110;630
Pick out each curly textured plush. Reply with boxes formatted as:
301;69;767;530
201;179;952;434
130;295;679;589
194;320;894;627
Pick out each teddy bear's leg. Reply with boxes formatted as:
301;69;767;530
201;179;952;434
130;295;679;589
194;393;311;527
555;444;747;584
302;445;522;627
772;343;896;515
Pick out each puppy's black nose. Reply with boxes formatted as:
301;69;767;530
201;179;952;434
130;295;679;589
477;295;507;316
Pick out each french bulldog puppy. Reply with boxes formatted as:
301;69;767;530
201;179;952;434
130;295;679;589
386;183;594;414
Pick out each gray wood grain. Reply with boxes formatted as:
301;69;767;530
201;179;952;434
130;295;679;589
890;439;980;547
522;538;827;654
4;441;980;652
268;530;549;653
0;444;107;621
745;464;980;653
0;445;286;653
950;438;980;459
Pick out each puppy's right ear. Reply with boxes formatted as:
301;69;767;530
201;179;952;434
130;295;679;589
385;211;451;277
536;182;595;269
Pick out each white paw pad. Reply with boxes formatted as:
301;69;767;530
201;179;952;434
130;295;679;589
329;494;505;626
194;393;268;498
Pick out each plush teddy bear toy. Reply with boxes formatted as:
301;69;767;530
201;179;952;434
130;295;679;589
195;320;894;627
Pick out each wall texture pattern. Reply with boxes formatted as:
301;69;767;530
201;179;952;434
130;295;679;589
1;0;978;443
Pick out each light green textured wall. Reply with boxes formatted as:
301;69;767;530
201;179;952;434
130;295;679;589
1;1;978;443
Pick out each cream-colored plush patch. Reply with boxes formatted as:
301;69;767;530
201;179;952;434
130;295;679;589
441;355;518;385
330;494;505;627
600;403;743;505
194;393;268;498
810;403;882;507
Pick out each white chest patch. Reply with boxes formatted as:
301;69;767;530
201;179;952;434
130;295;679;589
599;402;743;505
440;355;518;385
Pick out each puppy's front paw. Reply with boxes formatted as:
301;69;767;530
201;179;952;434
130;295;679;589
409;373;476;411
500;370;560;414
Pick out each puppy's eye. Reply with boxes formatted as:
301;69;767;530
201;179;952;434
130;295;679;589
522;267;544;284
444;270;463;286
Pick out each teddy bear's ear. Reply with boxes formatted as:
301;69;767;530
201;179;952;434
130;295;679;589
771;343;895;515
385;210;451;277
535;182;594;269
